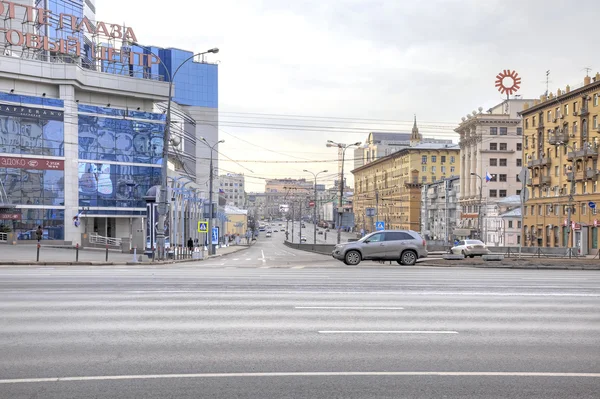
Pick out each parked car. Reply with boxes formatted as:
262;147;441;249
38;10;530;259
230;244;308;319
273;229;278;232
332;230;427;266
300;236;307;243
450;240;490;258
318;230;324;235
266;232;272;238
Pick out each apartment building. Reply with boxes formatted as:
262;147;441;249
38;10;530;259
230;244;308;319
219;173;246;208
521;73;600;254
353;118;453;170
353;128;460;233
456;99;534;242
420;176;460;242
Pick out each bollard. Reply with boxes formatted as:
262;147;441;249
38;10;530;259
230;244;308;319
132;246;137;263
76;243;79;262
36;243;40;262
105;244;109;262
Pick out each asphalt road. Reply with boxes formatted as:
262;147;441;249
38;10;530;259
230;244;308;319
1;238;599;398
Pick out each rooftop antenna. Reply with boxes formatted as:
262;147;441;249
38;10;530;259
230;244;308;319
544;70;550;98
583;67;592;77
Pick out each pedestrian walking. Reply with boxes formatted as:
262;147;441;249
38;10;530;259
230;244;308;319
35;225;43;242
187;237;194;251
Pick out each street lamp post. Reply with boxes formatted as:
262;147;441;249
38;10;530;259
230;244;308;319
556;142;577;258
200;137;224;256
304;169;328;244
326;141;361;244
470;172;484;241
133;42;218;260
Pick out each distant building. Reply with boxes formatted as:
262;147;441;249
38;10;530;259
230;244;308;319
497;195;522;247
219;173;246;208
456;99;534;243
354;117;453;170
353;122;460;233
421;176;460;242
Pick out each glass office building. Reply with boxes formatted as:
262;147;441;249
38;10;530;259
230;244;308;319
0;91;165;240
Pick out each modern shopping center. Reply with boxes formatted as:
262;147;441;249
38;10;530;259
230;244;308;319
0;1;219;246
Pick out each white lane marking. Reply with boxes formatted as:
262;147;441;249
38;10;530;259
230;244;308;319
259;266;270;269
296;306;404;310
318;331;458;334
521;277;590;280
245;258;252;261
291;266;304;269
233;259;239;261
261;250;266;264
4;371;596;384
1;290;598;297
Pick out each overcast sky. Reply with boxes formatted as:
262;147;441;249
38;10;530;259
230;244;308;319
97;0;599;192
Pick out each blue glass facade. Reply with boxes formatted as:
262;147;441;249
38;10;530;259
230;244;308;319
146;48;219;108
77;104;165;210
0;95;66;240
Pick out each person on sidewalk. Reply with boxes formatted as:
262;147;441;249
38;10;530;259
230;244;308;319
36;225;43;242
187;237;194;251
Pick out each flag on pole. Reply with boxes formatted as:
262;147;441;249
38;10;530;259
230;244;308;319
485;171;493;182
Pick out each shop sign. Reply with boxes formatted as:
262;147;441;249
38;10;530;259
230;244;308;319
0;212;21;220
0;155;64;170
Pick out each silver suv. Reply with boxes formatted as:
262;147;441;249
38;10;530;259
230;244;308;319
332;230;427;266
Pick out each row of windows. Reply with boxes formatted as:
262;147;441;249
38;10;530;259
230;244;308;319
421;166;456;173
421;155;456;164
525;94;600;128
524;203;598;216
489;142;522;151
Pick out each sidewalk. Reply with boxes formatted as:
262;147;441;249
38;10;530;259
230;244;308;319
0;242;252;266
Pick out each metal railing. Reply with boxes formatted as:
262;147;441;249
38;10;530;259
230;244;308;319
89;234;122;247
0;232;7;242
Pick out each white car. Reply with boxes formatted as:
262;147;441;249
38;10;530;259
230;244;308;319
266;232;272;238
300;236;307;243
450;240;490;258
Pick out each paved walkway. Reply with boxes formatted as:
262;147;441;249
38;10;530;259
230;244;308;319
0;243;252;265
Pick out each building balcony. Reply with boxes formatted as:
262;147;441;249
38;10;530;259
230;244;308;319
579;107;589;117
527;157;552;168
566;170;586;182
587;169;599;179
548;131;569;145
567;147;598;161
531;175;552;186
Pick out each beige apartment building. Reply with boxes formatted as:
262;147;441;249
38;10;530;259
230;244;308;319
521;73;600;255
353;121;460;233
455;99;534;243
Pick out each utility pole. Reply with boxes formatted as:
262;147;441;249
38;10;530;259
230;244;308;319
326;141;361;244
471;172;484;241
304;169;328;244
375;191;379;229
291;202;295;243
445;179;450;245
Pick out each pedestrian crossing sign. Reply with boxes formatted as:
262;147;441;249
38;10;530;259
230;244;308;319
376;221;385;231
197;221;208;233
